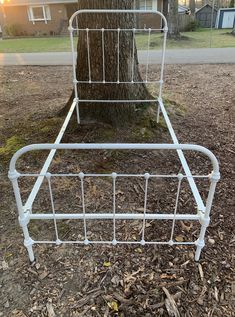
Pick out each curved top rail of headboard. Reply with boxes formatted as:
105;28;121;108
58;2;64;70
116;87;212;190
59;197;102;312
69;9;168;31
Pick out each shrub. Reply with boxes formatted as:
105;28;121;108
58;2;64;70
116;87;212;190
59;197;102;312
186;20;200;32
4;24;24;37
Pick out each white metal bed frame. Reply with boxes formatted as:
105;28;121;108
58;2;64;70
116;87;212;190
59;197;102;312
8;10;220;262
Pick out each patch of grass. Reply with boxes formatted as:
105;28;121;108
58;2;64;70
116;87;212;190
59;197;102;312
136;28;235;50
99;128;116;141
0;28;234;53
163;97;186;117
0;117;63;165
0;36;76;53
0;135;25;162
40;117;64;133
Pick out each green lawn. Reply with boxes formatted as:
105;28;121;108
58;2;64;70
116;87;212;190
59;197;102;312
137;28;235;50
0;37;73;53
0;28;234;53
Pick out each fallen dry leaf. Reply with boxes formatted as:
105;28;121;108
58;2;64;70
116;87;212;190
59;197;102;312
163;287;181;317
103;261;111;267
46;303;55;317
175;236;184;242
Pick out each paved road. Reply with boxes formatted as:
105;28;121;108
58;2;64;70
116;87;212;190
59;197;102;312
0;47;235;65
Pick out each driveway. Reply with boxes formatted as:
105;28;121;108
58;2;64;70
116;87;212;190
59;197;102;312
0;47;235;65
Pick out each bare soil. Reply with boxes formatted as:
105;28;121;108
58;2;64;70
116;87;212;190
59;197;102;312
0;64;234;317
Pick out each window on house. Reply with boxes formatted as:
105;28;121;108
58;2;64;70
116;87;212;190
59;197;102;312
140;0;153;10
28;5;51;23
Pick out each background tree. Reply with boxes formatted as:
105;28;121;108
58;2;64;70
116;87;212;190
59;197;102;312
189;0;196;15
64;0;152;125
167;0;180;38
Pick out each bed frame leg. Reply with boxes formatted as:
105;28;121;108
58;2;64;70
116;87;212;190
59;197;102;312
195;240;204;261
20;217;35;262
195;216;209;261
195;173;219;261
25;238;35;263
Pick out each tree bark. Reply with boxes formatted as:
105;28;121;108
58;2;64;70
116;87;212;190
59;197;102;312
189;0;196;15
232;26;235;36
63;0;151;126
229;0;235;8
167;0;181;39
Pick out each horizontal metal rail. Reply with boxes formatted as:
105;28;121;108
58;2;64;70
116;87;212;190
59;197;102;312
29;213;200;221
75;81;161;84
19;173;209;179
33;240;197;246
78;99;156;103
72;28;163;32
23;100;77;211
158;98;206;212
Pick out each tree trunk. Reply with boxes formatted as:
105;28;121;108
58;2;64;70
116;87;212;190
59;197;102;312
167;0;181;39
163;0;168;20
232;26;235;36
189;0;196;15
63;0;151;126
229;0;235;8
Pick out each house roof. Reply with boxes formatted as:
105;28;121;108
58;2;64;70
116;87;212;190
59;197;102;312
196;4;218;14
2;0;77;6
178;5;189;14
218;7;235;11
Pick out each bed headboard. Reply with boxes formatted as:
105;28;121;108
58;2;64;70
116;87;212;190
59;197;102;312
68;9;168;122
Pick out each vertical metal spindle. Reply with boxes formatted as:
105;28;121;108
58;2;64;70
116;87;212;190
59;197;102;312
69;24;80;123
145;28;151;82
169;174;183;244
86;28;91;83
141;173;150;245
157;23;168;123
76;16;79;36
131;28;136;83
47;173;59;243
117;28;120;83
112;173;117;245
159;25;167;99
79;172;88;244
102;28;105;83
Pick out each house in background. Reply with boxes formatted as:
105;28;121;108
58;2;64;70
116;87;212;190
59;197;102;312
0;0;196;37
215;7;235;29
195;4;218;28
0;0;168;37
138;0;167;29
0;0;78;36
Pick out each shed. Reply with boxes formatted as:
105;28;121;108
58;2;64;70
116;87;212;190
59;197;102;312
215;8;235;29
195;4;218;28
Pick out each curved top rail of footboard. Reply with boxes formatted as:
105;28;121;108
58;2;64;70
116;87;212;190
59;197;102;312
69;9;168;30
9;143;219;175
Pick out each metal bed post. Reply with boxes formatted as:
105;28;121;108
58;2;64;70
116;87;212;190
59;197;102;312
157;22;168;123
68;22;79;124
195;170;220;260
8;170;35;262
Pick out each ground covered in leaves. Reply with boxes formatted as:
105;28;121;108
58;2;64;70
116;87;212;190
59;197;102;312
0;64;234;316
